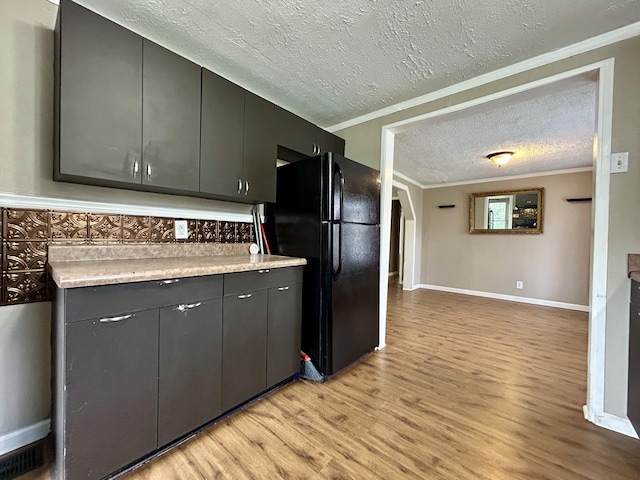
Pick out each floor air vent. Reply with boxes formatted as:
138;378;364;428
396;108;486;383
0;442;44;480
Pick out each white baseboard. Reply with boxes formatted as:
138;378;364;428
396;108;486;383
583;404;639;439
0;419;50;456
418;284;589;312
402;285;420;291
375;343;386;351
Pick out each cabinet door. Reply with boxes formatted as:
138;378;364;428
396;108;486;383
142;40;201;192
65;309;158;480
200;69;245;198
277;108;317;157
267;283;302;387
158;299;223;446
57;0;142;184
222;289;268;411
242;93;278;203
317;129;346;156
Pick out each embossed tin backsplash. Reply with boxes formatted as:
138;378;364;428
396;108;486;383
0;208;254;306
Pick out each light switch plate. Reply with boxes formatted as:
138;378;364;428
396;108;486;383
611;152;629;173
174;220;188;239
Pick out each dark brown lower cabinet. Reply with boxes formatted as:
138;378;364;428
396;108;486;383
267;283;303;387
221;289;268;411
65;309;159;480
158;299;223;446
54;267;302;480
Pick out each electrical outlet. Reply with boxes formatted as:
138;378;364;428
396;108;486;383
174;220;188;239
516;281;523;289
611;152;629;173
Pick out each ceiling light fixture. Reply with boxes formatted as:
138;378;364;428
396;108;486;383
487;151;514;167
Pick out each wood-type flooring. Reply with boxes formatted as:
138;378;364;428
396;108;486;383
24;284;640;479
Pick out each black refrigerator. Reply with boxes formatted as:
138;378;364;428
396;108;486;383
266;152;380;378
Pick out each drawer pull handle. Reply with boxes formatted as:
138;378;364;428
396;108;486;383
176;302;203;312
277;286;290;291
158;279;180;285
258;269;270;274
100;313;134;323
237;294;252;299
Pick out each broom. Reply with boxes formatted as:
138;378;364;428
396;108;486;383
300;352;324;382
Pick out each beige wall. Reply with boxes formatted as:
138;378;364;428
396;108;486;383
0;0;250;216
422;172;592;305
337;36;640;417
0;0;249;443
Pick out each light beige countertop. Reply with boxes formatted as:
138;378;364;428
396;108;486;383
629;254;640;282
48;244;306;289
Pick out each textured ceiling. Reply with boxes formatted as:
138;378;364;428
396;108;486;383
73;0;640;127
393;74;598;186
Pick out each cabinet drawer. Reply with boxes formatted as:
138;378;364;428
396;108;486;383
64;275;223;323
223;267;302;296
632;280;640;307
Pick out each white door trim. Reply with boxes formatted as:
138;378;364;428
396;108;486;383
377;58;629;436
392;180;417;291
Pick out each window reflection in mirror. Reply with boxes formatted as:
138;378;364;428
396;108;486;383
469;188;544;234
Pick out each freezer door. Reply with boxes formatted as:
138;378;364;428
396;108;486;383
330;154;380;225
329;222;380;375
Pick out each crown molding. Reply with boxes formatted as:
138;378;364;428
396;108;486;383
420;167;593;190
326;22;640;132
393;166;593;191
392;171;425;189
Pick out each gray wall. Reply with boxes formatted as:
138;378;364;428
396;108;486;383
337;36;640;417
421;172;592;306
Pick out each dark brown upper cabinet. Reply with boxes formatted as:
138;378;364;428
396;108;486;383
278;108;318;157
200;69;245;199
55;0;142;185
55;0;344;205
277;106;345;159
142;40;201;192
242;93;279;203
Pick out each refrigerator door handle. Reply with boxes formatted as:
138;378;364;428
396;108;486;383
334;162;344;222
332;162;344;280
332;221;342;280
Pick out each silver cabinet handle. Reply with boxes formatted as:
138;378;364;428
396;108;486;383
158;279;180;285
146;163;152;180
132;159;139;178
245;181;249;196
175;302;203;312
277;286;290;291
237;293;252;299
237;179;242;195
100;313;134;323
258;269;270;274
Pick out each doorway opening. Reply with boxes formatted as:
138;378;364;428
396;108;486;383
376;59;624;435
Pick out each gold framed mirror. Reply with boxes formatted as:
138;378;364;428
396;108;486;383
469;188;544;234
